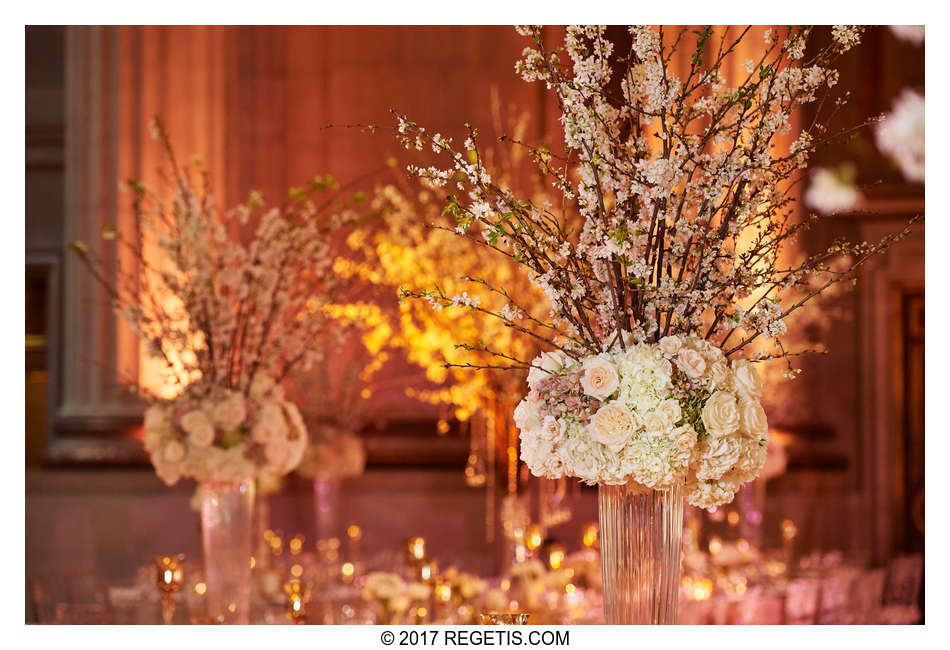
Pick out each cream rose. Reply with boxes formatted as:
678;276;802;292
706;360;730;390
644;399;682;434
527;350;567;389
580;355;620;400
739;398;768;436
676;348;707;379
213;393;247;431
672;424;698;452
701;390;740;437
540;415;567;442
163;439;186;463
732;360;763;399
514;399;542;433
251;402;288;443
588;402;638;452
181;409;213;436
188;422;216;448
658;335;683;357
694;435;741;481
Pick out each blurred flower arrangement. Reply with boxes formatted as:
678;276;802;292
391;25;919;501
70;117;361;485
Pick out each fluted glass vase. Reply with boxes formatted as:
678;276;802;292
598;481;684;624
200;478;255;624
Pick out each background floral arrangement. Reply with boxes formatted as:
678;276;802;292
71;118;360;484
390;26;919;503
144;376;307;486
295;420;366;482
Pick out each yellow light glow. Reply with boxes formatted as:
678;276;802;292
709;537;722;555
692;579;713;601
564;583;576;595
408;536;426;560
582;523;599;548
290;564;303;578
727;511;740;526
526;524;543;551
249;556;256;569
341;562;355;577
194;582;207;595
347;525;362;540
548;545;565;571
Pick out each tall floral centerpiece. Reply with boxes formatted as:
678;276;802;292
392;26;918;623
71;119;354;623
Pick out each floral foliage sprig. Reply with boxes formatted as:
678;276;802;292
393;26;919;374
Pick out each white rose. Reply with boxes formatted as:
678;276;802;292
144;406;170;433
264;437;292;472
701;390;740;437
163;439;186;463
540;416;566;442
213;393;247;431
706;360;730;390
672;424;698;452
540;453;566;478
694;436;741;481
732;360;763;399
580;355;620;400
644;399;682;435
181;409;213;435
658;335;683;357
540;350;567;373
513;399;542;433
251;402;288;443
739;398;768;436
588;402;638;452
527;351;566;389
188;422;215;448
676;348;707;379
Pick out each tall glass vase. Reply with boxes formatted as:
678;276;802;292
598;481;684;624
313;478;341;543
200;479;255;624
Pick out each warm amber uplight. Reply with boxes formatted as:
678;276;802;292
547;544;566;571
194;582;207;595
346;524;363;541
289;534;305;555
407;536;426;561
341;562;355;577
581;523;599;548
692;578;713;601
708;536;723;555
290;564;304;578
249;556;256;569
526;524;543;551
727;510;740;526
436;419;451;435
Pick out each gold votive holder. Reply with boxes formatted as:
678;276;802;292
154;554;185;625
284;579;311;624
480;612;530;625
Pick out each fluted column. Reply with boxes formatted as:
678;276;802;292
55;26;234;459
